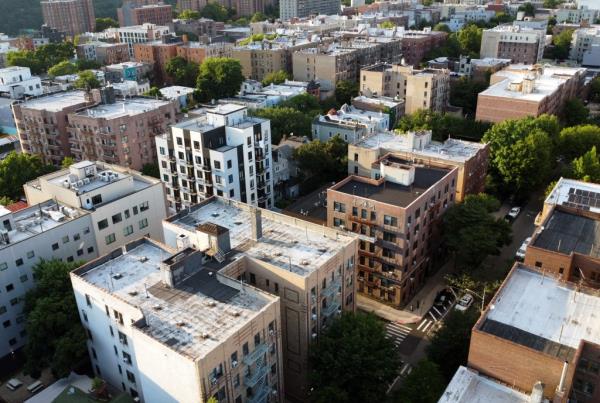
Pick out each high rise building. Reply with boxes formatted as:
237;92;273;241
279;0;341;20
41;0;95;37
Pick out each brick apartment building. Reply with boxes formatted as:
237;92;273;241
480;24;545;64
41;0;95;37
118;0;172;27
172;18;224;40
475;64;587;123
327;157;458;308
13;88;177;169
77;42;131;65
176;41;233;65
133;37;181;84
348;130;489;202
400;31;448;67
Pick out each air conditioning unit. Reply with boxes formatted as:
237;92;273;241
269;329;274;336
232;360;238;368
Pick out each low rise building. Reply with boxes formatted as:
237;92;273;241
162;196;358;402
480;24;546;64
556;7;598;24
172;18;224;40
352;95;404;128
427;56;511;81
272;135;308;200
475;64;587;123
312;104;390;144
176;41;233;65
71;237;284;403
0;66;42;98
156;104;274;211
159;85;195;109
24;160;167;256
348;130;488;202
570;26;600;65
113;23;171;57
104;61;153;83
327;158;458;308
76;42;130;66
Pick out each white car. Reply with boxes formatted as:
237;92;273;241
455;293;474;312
516;237;532;261
507;207;521;220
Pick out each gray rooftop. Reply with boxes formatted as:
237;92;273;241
533;209;600;258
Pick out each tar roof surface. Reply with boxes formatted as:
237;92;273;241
533;209;600;258
335;166;449;208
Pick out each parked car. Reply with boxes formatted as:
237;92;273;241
455;293;474;312
505;207;521;222
434;288;454;307
516;237;532;261
5;378;23;391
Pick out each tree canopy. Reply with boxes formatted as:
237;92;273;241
0;152;55;200
558;125;600;160
379;20;396;29
562;98;589;127
166;56;199;87
309;312;400;403
549;29;573;60
571;146;600;183
433;23;451;33
95;17;119;32
456;23;483;57
590;77;600;103
251;12;268;22
178;10;200;20
396;110;491;141
518;2;535;16
261;70;290;86
73;70;101;90
196;57;244;102
334;80;359;106
293;136;348;183
141;163;160;179
23;259;88;378
144;86;162;98
394;360;446;403
252;107;312;144
449;76;489;118
48;61;77;78
7;42;75;75
200;3;231;22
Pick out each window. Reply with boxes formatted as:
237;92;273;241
333;218;345;227
62;235;69;244
243;342;249;356
383;232;396;243
105;233;116;245
123;225;134;236
15;258;23;266
88;246;95;254
52;243;59;250
250;273;256;284
139;202;149;212
3;320;11;328
73;233;81;241
133;206;138;215
5;283;13;292
384;215;397;226
27;251;34;259
333;202;346;213
126;370;136;383
139;218;148;229
98;219;109;230
231;352;238;367
112;213;122;224
0;306;5;314
83;227;90;234
124;209;130;219
0;262;6;271
20;274;28;283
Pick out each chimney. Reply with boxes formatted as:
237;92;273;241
251;208;262;241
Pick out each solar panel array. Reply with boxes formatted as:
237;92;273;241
563;187;600;211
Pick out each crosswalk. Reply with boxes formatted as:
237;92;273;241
385;322;413;347
416;318;435;333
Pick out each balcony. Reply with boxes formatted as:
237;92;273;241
244;364;268;388
243;343;268;365
248;384;270;403
322;300;341;317
320;278;342;299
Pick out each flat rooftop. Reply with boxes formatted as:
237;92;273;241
333;165;450;208
0;200;85;250
480;265;600;359
74;240;272;359
21;91;88;112
545;177;600;213
355;131;486;162
168;198;355;277
532;209;600;258
76;98;171;119
439;366;530;403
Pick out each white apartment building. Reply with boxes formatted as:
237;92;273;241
156;104;274;212
312;104;390;144
447;8;496;32
0;200;98;359
162;197;358;401
570;26;600;64
111;23;171;57
556;7;598;24
24;161;168;255
71;237;283;403
0;67;43;98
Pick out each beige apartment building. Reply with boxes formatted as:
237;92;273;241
360;63;450;114
327;158;458;308
13;88;177;170
348;130;489;202
162;197;358;403
480;25;545;64
71;237;284;403
475;64;587;123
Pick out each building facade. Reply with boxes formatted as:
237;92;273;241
114;24;171;57
480;25;545;64
118;0;173;27
0;67;42;99
41;0;95;37
280;0;341;20
156;104;274;211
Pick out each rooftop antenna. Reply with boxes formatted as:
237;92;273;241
288;256;292;272
144;282;149;298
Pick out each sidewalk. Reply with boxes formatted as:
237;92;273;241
357;259;455;325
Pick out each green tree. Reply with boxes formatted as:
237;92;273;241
73;70;101;90
0;196;14;206
48;60;77;78
166;56;199;87
252;107;312;144
94;17;119;32
396;110;491;141
144;86;163;97
449;77;489;117
482;115;557;195
443;194;512;270
309;312;400;403
558;125;600;160
23;259;88;378
590;77;600;103
7;50;44;74
427;310;480;381
379;20;396;29
196;57;244;102
33;42;75;71
233;17;249;26
550;29;573;59
334;80;359;106
178;9;200;20
490;12;514;25
200;2;229;21
518;2;535;16
433;23;451;33
280;93;321;114
61;157;75;169
543;0;562;8
571;146;600;183
293;136;348;182
251;11;268;22
562;98;589;126
394;360;446;403
141;163;160;178
261;70;290;86
0;153;55;200
75;59;101;71
457;23;483;57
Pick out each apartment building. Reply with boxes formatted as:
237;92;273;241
475;64;587;123
76;42;131;66
312;104;390;144
348;130;488;202
162;197;358;402
103;61;153;83
133;39;181;84
360;63;450;114
24;161;167;256
0;200;97;361
556;7;598;24
71;237;283;403
173;18;224;40
352;95;404;128
0;67;42;99
177;0;207;12
280;0;340;20
570;26;600;64
327;159;458;308
14;89;177;169
467;263;600;402
480;24;546;64
177;41;233;65
233;37;321;82
41;0;95;37
156;104;274;211
118;1;173;27
400;30;448;67
113;24;171;57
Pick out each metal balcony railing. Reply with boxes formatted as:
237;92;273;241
244;364;268;388
243;343;268;365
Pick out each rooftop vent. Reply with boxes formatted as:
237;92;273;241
206;301;217;307
176;321;186;327
153;305;162;311
301;259;310;266
139;256;149;263
112;273;123;280
128;291;138;296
